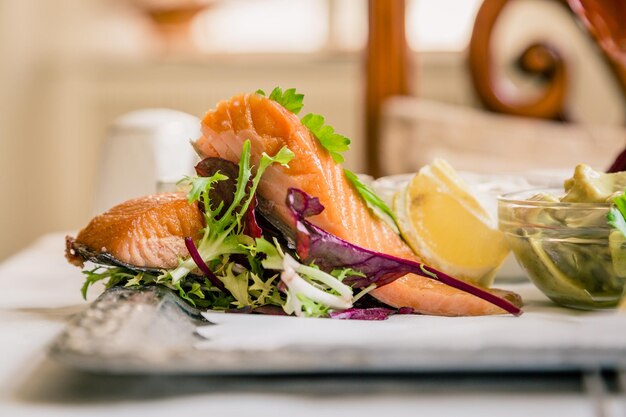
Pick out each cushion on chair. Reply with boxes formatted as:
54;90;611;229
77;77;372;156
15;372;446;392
380;97;626;176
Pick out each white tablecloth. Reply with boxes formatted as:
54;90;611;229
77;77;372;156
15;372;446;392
0;233;624;417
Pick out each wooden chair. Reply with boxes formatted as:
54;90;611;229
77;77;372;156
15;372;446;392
469;0;626;121
365;0;626;176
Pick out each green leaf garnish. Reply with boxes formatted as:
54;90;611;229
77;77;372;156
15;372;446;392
297;294;330;318
81;266;225;308
608;207;626;236
124;272;146;287
254;237;284;270
267;146;295;167
301;114;350;163
344;169;399;234
608;192;626;236
81;267;139;299
263;86;351;164
268;87;305;115
331;268;365;282
187;282;205;299
217;263;251;308
614;192;626;218
178;173;228;205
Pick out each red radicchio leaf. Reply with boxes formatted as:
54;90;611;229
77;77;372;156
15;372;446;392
286;188;522;317
243;195;263;238
184;237;226;292
290;189;325;259
195;157;263;238
329;307;399;320
195;158;238;214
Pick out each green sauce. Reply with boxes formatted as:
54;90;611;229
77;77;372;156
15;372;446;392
501;165;626;309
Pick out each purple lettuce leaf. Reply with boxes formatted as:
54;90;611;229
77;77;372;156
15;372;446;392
194;157;238;213
243;195;263;238
286;188;522;317
184;237;227;292
329;307;413;321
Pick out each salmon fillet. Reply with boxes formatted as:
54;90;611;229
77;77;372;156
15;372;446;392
69;192;203;269
194;92;509;316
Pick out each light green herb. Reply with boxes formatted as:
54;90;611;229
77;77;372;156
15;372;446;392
263;86;351;164
81;267;141;299
301;113;351;163
608;192;626;236
268;87;305;115
344;169;399;234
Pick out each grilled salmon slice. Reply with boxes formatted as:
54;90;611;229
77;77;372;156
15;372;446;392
194;92;513;316
67;192;203;269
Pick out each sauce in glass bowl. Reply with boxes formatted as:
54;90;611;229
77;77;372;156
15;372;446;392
498;165;626;309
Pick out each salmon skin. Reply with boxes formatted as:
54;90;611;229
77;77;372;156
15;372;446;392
66;192;203;270
194;92;516;316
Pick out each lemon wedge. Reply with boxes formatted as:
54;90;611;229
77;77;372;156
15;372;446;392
393;159;510;288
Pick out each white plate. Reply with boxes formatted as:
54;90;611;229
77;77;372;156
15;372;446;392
49;285;626;375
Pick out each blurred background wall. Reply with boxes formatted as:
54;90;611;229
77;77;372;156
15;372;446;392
1;0;624;261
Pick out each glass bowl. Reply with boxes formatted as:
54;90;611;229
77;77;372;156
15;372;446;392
498;189;626;310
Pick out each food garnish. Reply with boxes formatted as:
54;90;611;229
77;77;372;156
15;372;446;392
344;169;400;234
261;86;350;163
607;189;626;279
394;159;509;288
258;87;305;115
607;192;626;236
300;114;351;163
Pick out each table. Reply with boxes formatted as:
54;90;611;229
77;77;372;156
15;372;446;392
0;233;624;417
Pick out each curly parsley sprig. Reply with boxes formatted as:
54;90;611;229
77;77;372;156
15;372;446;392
260;87;350;163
